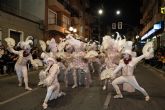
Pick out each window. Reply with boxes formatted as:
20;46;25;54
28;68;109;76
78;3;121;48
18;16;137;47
8;29;24;44
62;15;70;28
48;9;57;25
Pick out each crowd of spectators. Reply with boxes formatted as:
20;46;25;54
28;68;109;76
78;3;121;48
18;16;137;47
0;43;41;75
144;47;165;71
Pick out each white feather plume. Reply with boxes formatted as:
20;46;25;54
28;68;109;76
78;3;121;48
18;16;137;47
25;40;33;46
46;40;50;45
142;42;154;59
102;35;115;50
39;40;46;51
25;36;33;41
17;41;24;48
5;37;16;47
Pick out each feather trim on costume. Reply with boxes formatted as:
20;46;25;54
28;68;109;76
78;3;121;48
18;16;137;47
142;42;154;59
39;40;46;51
25;36;33;41
5;37;16;47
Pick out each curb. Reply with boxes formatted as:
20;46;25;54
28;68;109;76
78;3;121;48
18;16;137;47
144;64;165;74
142;64;165;79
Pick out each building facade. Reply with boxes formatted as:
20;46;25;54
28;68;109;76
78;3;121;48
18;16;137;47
45;0;93;42
0;0;45;46
140;0;165;48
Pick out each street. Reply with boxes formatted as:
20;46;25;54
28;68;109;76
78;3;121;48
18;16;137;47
0;64;165;110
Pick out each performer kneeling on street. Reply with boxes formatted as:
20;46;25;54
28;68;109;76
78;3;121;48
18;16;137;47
41;54;65;109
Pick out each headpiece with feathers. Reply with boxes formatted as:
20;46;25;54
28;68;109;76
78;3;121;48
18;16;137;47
46;38;58;53
17;36;33;50
102;35;115;50
122;41;133;55
65;34;83;51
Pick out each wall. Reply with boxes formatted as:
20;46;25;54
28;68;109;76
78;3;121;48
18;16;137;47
0;10;44;46
20;0;45;20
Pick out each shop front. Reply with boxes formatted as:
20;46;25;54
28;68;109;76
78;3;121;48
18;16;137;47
140;21;164;49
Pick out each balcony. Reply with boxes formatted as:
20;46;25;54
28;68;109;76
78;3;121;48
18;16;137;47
48;0;70;15
48;24;64;33
48;19;70;34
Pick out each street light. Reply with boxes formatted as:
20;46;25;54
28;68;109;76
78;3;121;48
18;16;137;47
69;26;74;32
98;9;103;44
116;10;121;15
73;28;77;33
98;9;103;15
136;35;139;39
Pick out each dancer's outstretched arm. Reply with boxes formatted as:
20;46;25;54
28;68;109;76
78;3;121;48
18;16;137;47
133;55;145;65
7;47;20;55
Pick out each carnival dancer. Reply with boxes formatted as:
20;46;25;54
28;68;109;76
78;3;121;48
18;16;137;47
64;34;94;88
111;41;154;101
5;36;38;91
41;56;65;109
100;34;124;90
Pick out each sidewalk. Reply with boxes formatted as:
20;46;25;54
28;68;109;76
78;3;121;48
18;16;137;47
142;63;165;79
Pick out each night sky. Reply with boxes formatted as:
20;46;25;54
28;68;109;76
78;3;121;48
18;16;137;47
89;0;140;27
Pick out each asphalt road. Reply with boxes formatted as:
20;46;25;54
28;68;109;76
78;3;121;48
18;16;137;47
0;64;165;110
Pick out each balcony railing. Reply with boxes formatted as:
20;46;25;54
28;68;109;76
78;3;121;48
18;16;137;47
48;19;70;32
0;3;43;24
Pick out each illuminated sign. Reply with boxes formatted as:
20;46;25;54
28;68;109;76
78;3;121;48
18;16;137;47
154;23;161;29
161;7;165;14
141;29;156;40
141;21;164;40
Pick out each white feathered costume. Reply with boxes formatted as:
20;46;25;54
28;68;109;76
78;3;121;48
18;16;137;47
111;41;154;101
38;39;65;109
41;54;65;109
5;36;38;91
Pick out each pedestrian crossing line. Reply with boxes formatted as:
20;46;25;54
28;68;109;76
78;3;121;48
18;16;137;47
0;87;39;105
104;92;111;109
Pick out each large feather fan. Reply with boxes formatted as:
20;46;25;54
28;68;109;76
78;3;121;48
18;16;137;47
5;37;16;47
39;40;46;51
102;35;115;50
142;42;154;59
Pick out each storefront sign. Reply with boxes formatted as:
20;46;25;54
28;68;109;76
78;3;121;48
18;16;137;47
141;21;164;40
161;7;165;14
141;29;156;40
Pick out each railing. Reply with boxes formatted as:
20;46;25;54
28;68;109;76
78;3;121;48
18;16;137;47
0;3;43;24
57;0;79;17
48;18;70;30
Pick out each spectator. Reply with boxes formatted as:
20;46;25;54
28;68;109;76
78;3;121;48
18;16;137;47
0;45;5;75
